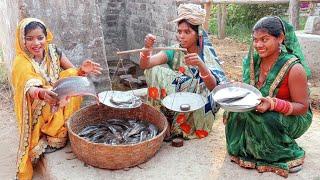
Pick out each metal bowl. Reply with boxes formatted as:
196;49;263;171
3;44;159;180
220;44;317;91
211;82;262;112
161;92;207;112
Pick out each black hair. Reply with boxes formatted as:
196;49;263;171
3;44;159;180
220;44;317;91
253;16;284;38
24;21;47;37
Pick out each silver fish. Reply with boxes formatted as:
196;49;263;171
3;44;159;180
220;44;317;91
52;76;98;101
216;91;250;104
77;119;159;145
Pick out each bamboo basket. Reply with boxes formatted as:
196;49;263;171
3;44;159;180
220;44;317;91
67;103;168;169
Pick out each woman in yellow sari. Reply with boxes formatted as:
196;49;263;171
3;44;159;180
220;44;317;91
11;18;102;179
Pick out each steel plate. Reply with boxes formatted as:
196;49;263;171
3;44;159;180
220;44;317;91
161;92;207;112
211;82;262;112
98;91;142;109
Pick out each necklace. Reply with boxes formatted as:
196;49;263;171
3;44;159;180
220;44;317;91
256;63;273;88
260;62;273;76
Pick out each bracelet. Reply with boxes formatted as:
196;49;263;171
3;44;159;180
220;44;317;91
284;102;293;116
273;98;293;115
140;52;150;61
78;67;87;76
199;72;211;79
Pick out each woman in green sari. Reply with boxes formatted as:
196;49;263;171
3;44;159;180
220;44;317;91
139;4;226;140
225;16;313;177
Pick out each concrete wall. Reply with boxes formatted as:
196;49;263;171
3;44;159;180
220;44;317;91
22;0;111;90
296;31;320;81
125;0;178;63
0;0;19;72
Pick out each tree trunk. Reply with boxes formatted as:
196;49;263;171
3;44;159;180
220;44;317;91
289;0;300;29
217;4;227;39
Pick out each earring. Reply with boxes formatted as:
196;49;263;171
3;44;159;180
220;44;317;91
279;43;282;53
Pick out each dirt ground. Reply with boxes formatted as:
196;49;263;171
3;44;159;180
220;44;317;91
0;37;319;179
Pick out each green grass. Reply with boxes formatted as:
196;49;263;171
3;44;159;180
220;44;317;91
209;17;252;44
209;14;309;44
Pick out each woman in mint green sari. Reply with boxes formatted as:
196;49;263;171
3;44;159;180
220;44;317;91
139;4;226;140
225;16;312;177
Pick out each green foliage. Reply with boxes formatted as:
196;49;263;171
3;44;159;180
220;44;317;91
227;4;288;27
209;4;289;43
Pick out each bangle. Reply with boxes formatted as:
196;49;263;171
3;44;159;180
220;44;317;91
285;102;293;116
140;52;150;61
78;67;87;76
273;98;293;115
199;72;210;79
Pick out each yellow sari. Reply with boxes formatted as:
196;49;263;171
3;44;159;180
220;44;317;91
11;18;82;179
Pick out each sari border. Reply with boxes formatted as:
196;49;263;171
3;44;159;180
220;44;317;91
16;79;42;175
230;155;256;169
269;57;298;97
30;136;48;163
229;155;304;178
256;165;289;178
287;156;304;169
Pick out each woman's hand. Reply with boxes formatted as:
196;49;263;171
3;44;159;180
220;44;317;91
80;59;102;76
38;88;59;106
58;96;71;108
184;53;205;68
144;34;156;49
255;97;271;113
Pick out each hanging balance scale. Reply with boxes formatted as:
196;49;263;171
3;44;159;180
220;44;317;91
98;49;143;109
161;55;207;112
98;47;207;112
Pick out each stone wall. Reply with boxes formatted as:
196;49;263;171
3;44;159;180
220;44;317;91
0;0;180;89
22;0;111;90
97;0;127;61
0;0;19;72
125;0;178;63
98;0;178;63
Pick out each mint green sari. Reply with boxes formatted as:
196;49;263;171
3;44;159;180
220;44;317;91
225;18;312;177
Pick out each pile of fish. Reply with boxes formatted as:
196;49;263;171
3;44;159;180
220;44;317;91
78;119;158;145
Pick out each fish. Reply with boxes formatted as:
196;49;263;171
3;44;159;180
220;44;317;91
147;123;158;137
124;123;147;138
215;91;250;104
77;118;159;145
109;94;141;108
52;76;98;111
78;125;99;138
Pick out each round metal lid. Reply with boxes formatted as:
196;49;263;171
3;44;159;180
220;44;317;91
161;92;207;112
211;82;262;112
98;91;142;109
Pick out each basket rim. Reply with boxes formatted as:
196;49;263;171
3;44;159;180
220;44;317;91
66;103;168;147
